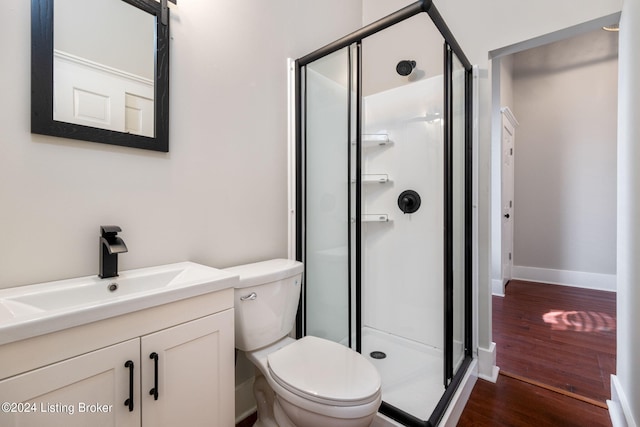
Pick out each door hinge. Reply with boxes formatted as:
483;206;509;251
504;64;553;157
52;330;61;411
509;252;512;261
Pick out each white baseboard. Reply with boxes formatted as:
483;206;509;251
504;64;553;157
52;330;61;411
512;266;616;292
235;377;256;424
477;343;499;382
492;279;505;296
608;374;638;427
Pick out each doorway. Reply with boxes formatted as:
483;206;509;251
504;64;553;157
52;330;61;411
490;20;619;404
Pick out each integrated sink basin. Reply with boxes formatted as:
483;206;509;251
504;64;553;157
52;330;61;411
0;300;44;322
7;270;183;311
0;262;238;345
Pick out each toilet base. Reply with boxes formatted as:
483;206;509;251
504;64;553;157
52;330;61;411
253;371;297;427
273;398;296;427
275;393;377;427
252;370;378;427
252;374;278;427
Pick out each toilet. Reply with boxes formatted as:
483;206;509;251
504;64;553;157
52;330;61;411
226;259;382;427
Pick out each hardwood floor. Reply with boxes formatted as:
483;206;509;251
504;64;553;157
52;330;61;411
458;373;612;427
238;379;612;427
493;280;616;403
236;412;256;427
459;280;615;426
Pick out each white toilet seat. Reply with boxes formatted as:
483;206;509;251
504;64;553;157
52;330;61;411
267;336;381;407
246;336;382;422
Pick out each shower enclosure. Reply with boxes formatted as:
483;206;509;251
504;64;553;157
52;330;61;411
293;1;472;425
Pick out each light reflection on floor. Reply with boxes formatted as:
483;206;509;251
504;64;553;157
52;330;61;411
542;310;615;332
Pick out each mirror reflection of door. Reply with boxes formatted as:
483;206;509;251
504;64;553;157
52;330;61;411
53;0;155;137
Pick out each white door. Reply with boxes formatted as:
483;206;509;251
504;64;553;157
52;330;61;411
125;93;154;137
140;310;234;427
501;108;518;286
0;339;140;427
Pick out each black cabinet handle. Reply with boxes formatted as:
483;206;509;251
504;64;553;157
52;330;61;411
124;360;134;412
149;352;159;400
504;213;510;219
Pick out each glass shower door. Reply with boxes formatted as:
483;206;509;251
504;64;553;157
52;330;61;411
358;13;448;423
303;47;355;346
450;50;469;379
296;3;474;425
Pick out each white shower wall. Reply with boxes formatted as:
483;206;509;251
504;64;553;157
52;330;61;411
303;65;445;351
362;76;444;350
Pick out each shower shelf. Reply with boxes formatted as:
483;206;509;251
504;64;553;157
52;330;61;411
353;214;391;223
352;134;391;146
352;174;390;184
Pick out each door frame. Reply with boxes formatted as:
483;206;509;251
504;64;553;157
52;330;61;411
488;13;620;298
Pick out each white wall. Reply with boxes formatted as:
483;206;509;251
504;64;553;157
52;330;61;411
3;1;362;422
0;0;362;290
362;0;443;96
499;56;514;114
434;1;622;67
511;29;618;289
363;0;412;25
55;0;154;79
613;0;640;424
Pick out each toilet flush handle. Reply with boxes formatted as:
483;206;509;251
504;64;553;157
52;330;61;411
240;292;257;301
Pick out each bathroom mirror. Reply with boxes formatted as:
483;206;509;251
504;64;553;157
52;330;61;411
31;0;170;152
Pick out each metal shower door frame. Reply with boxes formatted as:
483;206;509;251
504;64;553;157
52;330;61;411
294;1;474;425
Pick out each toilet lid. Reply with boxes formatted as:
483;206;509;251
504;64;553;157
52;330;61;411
267;336;381;405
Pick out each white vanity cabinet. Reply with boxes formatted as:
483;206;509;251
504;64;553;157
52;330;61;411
0;289;234;427
140;311;234;426
0;338;141;427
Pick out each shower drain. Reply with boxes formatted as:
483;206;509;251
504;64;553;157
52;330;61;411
370;351;387;360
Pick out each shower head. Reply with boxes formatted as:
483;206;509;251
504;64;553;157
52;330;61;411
396;60;416;76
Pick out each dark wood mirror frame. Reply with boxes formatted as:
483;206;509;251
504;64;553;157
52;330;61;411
31;0;170;152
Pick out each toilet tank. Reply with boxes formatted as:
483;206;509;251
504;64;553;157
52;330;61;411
225;259;304;352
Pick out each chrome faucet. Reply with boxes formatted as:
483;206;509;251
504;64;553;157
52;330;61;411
99;226;128;278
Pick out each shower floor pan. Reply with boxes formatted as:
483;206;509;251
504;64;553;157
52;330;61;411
362;326;444;421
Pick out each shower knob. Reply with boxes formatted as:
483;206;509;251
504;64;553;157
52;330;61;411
398;190;421;214
396;60;417;76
